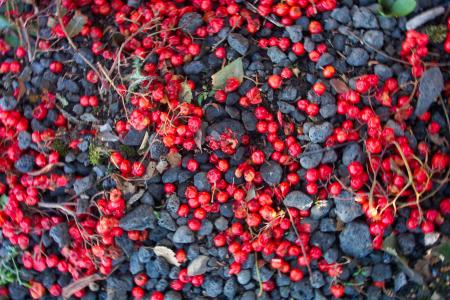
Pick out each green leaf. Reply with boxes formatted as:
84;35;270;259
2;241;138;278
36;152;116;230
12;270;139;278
0;15;11;30
4;32;19;48
379;0;416;17
431;242;450;263
179;82;193;103
211;57;244;89
65;11;88;37
0;194;8;209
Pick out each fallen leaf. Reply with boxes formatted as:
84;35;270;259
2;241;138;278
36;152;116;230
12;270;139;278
424;232;440;246
17;79;26;100
128;189;145;206
194;129;203;150
179;81;193;103
145;161;156;178
153;246;180;266
330;78;349;94
65;11;88;37
245;185;256;201
156;160;168;174
187;255;209;276
212;58;244;89
167;152;181;167
138;131;149;155
62;274;103;299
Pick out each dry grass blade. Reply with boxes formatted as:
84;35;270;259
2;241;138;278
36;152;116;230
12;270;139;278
62;274;104;299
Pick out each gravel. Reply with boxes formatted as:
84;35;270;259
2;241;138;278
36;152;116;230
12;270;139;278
286;25;303;42
260;161;283;185
120;205;157;231
415;67;444;116
333;191;364;223
352;7;379;29
228;33;249;55
363;30;384;49
267;46;288;64
346;48;369;66
172;226;195;243
178;12;203;34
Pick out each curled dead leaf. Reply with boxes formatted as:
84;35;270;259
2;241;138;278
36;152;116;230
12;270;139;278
153;246;180;266
330;78;349;94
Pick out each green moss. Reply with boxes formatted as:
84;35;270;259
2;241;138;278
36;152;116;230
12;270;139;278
0;246;29;287
52;139;69;156
423;25;447;43
88;143;106;166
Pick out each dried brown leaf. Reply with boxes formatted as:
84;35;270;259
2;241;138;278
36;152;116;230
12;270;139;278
167;152;181;167
153;246;180;266
62;274;103;299
330;78;349;94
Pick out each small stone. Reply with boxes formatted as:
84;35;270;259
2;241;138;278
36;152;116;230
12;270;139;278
333;191;364;223
49;223;70;248
316;53;334;69
309;122;333;143
178;12;203;34
398;233;415;255
17;131;31;150
73;175;94;195
267;46;287;64
260;161;283;185
0;96;17;111
374;64;393;80
228;33;249;55
223;278;238;300
311;231;335;250
415;68;444;116
123;129;146;146
331;7;351;24
149;137;168;160
199;219;213;236
187;255;209;276
286;25;303;42
310;271;325;288
320;104;337;119
346;48;369;66
363;30;384;49
371;263;392;281
120;205;156;231
157;211;176;231
339;222;372;258
237;270;251;285
342;143;364;166
311;201;332;220
138;247;153;263
214;216;229;231
183;61;205;75
279;86;298;102
284;191;313;210
172;226;195;243
242;110;257;131
130;252;143;274
203;276;223;297
320;218;337;232
194;172;211;191
300;143;323;169
352;7;378;29
394;272;407;291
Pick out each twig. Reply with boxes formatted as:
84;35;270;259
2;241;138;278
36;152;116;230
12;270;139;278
244;1;283;28
406;6;445;30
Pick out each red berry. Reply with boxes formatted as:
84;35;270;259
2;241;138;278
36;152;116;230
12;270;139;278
268;74;282;89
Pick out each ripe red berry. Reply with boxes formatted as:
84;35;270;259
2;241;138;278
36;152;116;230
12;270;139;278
313;81;326;96
330;284;345;298
49;61;63;73
268;74;282;89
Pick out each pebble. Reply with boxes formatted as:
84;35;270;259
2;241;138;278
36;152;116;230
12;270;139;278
352;7;379;29
278;86;298;102
394;272;407;291
203;276;223;297
123;129;146;146
228;33;249;55
178;12;203;34
346;48;369;66
49;223;70;248
73;175;94;195
333;191;364;223
120;205;156;231
267;46;287;64
17;131;31;150
310;271;325;288
339;222;373;258
342;143;364;166
283;191;313;210
311;231;336;251
237;270;251;285
193;172;211;191
260;161;283;185
371;263;392;281
308;122;333;143
331;6;351;24
374;64;393;80
214;216;229;231
157;211;176;231
223;278;238;299
415;67;444;116
183;61;205;75
286;25;303;42
316;53;335;69
172;226;195;244
299;144;323;169
311;200;332;220
14;155;34;173
0;96;17;111
398;233;415;255
363;30;384;49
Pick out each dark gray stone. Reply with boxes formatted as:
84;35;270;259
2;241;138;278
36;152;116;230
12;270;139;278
346;48;369;66
120;205;156;231
178;12;203;34
193;172;211;191
363;30;384;49
331;6;351;24
73;175;94;195
157;211;176;231
352;7;378;29
339;222;372;258
284;191;313;210
267;46;287;64
299;143;323;169
0;96;17;111
260;161;283;185
203;276;223;297
415;68;444;116
309;122;333;143
333;191;364;223
228;33;249;55
183;61;205;75
371;263;392;281
172;226;195;243
14;155;34;173
342;143;364;166
49;223;70;248
123;129;146;146
286;25;303;42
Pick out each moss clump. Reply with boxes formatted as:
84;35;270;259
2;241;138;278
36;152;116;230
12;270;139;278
52;139;69;156
118;144;137;159
88;143;106;166
423;25;447;43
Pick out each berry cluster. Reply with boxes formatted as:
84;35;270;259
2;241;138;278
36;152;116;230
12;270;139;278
400;30;429;77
